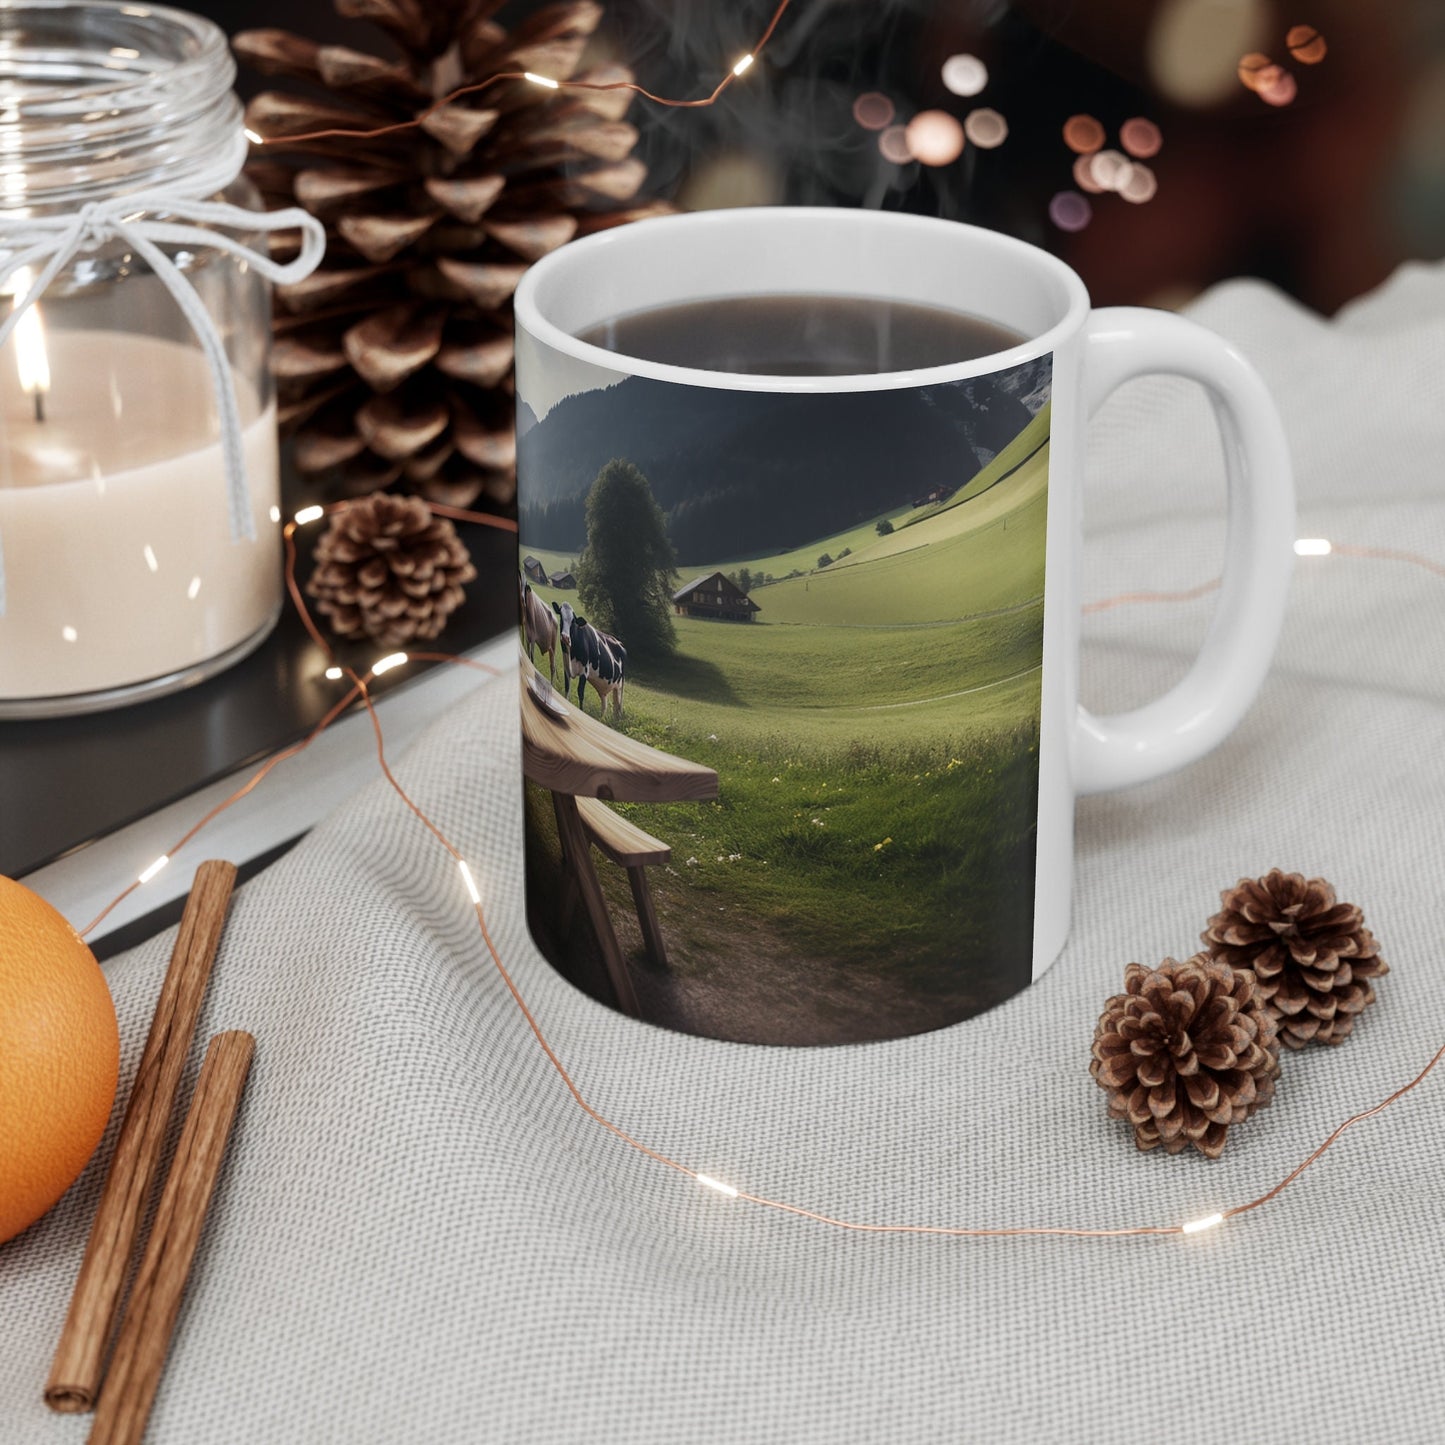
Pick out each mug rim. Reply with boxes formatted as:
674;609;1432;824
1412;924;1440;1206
514;206;1091;396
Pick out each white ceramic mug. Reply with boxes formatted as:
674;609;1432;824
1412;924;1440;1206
513;208;1294;1046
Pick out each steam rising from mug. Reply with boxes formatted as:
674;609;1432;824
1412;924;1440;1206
608;0;985;211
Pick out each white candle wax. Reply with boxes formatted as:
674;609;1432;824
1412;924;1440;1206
0;329;281;702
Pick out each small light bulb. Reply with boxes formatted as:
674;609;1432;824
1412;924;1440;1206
732;53;755;76
696;1174;739;1198
524;71;560;89
1294;538;1332;556
294;504;325;525
243;127;264;145
1181;1212;1224;1235
269;505;282;524
324;665;343;681
371;651;408;676
458;860;482;904
138;854;170;885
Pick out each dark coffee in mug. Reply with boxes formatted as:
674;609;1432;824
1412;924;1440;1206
578;294;1023;375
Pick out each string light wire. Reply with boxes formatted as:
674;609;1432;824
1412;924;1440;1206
72;503;1445;1243
1083;542;1445;617
251;0;795;148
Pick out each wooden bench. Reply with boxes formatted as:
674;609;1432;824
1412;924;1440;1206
576;796;672;969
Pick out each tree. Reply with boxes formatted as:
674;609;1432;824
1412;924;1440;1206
578;458;678;657
817;553;834;569
737;566;753;594
875;518;894;536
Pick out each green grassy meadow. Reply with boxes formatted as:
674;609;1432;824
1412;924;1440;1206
523;409;1050;1044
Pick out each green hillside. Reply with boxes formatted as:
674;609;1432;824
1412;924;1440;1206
522;407;1053;1042
524;418;1049;629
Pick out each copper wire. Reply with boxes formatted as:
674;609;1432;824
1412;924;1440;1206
1332;543;1445;579
75;677;363;938
258;0;795;147
78;509;1445;1241
1082;578;1222;614
1081;545;1445;618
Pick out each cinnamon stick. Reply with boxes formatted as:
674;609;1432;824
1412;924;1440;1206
88;1032;255;1445
46;860;238;1413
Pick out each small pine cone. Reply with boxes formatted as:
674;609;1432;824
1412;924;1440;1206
1202;870;1388;1050
306;494;476;647
1091;956;1281;1159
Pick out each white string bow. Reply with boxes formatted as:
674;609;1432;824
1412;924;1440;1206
0;156;326;617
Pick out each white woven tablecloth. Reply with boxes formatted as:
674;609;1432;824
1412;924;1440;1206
3;265;1444;1444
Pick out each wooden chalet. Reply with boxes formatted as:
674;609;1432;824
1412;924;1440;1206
549;569;577;589
522;555;548;585
672;572;761;623
910;484;956;509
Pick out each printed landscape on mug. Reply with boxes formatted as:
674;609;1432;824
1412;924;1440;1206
517;343;1051;1046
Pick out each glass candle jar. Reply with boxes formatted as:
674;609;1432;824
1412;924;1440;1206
0;1;320;716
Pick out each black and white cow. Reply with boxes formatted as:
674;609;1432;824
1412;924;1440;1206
519;575;557;681
552;601;625;720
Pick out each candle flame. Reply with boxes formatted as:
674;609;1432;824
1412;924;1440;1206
7;267;50;411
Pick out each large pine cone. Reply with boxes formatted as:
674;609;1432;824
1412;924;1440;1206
1091;956;1281;1159
306;494;476;646
1202;869;1388;1049
235;0;668;511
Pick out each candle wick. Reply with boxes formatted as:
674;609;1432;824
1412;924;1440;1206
33;390;44;423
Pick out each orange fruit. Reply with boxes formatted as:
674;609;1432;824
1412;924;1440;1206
0;877;119;1246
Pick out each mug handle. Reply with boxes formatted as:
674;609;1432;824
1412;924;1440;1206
1075;307;1296;795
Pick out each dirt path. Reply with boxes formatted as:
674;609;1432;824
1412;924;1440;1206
594;874;999;1046
632;928;967;1046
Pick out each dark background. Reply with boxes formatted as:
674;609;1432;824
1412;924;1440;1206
206;0;1445;316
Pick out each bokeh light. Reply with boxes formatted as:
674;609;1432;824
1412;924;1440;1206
1072;153;1105;194
941;53;988;97
1063;114;1106;154
1149;0;1269;107
1088;148;1132;192
1049;191;1093;233
1249;61;1287;95
1237;52;1273;91
963;107;1008;149
905;109;966;166
1119;118;1163;159
1287;24;1327;64
852;92;895;131
878;125;913;164
1258;68;1298;106
1119;164;1159;204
